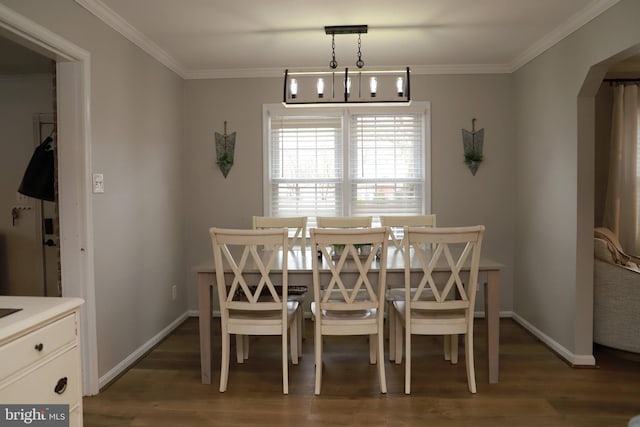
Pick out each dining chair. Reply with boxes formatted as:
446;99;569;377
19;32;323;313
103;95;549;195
310;227;389;395
380;214;436;362
253;216;308;251
253;215;309;342
380;214;436;249
316;216;372;228
209;227;302;394
391;225;485;394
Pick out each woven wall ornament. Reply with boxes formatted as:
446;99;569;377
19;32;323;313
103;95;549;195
215;121;235;178
462;118;484;176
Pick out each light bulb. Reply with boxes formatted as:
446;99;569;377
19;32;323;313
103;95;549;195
345;77;351;97
396;77;404;97
317;78;324;98
290;78;298;99
396;77;404;96
369;77;377;97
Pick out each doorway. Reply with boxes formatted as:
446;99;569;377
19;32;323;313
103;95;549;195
0;3;99;395
0;61;56;297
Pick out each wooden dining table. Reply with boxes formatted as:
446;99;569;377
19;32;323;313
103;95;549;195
196;247;503;385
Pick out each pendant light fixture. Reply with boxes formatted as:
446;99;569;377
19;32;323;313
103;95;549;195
284;25;411;105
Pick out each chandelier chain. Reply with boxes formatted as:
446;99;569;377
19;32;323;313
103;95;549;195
330;34;337;69
356;33;364;68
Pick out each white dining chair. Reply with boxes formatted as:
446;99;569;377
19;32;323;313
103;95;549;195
316;216;372;228
380;214;436;361
391;225;485;394
253;215;309;342
380;214;436;249
210;227;302;394
310;226;389;395
253;216;308;251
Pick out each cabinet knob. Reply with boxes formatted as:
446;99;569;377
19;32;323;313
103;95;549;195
54;377;68;395
34;343;44;352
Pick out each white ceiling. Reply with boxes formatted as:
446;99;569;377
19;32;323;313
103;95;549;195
76;0;621;79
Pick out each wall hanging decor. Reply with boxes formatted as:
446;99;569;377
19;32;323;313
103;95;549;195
215;121;235;178
462;118;484;176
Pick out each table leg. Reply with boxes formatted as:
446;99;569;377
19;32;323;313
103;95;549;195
484;270;500;384
198;273;213;384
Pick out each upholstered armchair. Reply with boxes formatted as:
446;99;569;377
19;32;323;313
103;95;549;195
593;228;640;354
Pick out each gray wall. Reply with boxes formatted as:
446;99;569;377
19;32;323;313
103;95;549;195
183;74;516;313
0;0;187;378
513;0;640;359
6;0;637;379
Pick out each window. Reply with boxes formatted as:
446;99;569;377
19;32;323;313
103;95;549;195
263;103;430;226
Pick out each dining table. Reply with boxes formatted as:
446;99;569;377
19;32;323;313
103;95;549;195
196;246;503;385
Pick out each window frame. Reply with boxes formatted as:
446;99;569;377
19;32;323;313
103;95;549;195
262;102;431;223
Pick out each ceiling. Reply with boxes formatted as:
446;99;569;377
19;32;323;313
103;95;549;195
0;0;628;79
76;0;621;79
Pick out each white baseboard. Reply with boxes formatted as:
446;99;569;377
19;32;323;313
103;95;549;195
98;311;190;389
512;312;595;366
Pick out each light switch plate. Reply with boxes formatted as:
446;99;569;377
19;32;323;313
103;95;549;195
92;173;105;193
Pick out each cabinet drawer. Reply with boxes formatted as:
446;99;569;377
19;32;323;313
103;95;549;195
0;313;77;382
0;345;81;405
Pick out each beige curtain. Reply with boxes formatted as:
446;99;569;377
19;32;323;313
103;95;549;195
603;83;640;256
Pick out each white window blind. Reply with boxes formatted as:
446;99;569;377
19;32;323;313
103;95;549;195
269;115;343;219
264;104;429;225
350;114;424;216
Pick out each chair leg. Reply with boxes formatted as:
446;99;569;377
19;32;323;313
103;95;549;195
444;335;451;360
220;332;230;392
388;303;396;362
243;335;249;360
450;334;459;364
405;327;411;394
282;329;289;395
297;309;303;354
314;322;322;395
394;310;403;364
465;332;476;393
369;334;377;364
377;321;387;394
235;335;244;364
290;316;299;365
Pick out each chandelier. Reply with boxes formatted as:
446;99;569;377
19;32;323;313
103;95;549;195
283;25;411;105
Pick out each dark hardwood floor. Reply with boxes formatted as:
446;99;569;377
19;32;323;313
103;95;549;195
83;317;640;426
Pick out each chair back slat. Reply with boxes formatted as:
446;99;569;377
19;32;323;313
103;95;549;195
404;226;484;312
316;216;372;228
211;228;289;314
312;227;388;311
380;215;436;249
253;216;307;250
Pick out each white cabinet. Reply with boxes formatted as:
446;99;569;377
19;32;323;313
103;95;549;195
0;297;84;426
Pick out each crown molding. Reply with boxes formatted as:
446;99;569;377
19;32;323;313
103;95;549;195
509;0;621;72
75;0;620;79
410;64;512;75
74;0;186;78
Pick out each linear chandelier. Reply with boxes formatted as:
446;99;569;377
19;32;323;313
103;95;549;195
283;25;411;105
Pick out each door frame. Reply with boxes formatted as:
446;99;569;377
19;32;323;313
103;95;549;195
0;4;99;395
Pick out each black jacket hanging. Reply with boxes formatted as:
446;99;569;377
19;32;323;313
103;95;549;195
18;136;55;202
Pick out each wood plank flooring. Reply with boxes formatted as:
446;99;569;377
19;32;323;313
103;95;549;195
83;317;640;426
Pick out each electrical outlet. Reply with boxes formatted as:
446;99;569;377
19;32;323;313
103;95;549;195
171;285;177;301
